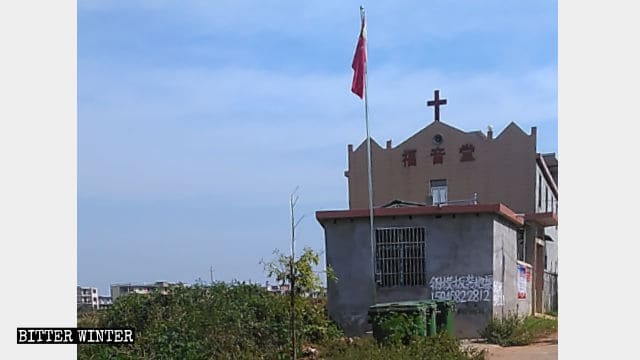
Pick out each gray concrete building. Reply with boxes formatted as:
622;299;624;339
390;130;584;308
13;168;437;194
317;204;535;338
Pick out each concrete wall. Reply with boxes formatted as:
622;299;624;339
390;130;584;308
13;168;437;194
322;212;520;338
492;219;532;318
323;219;377;336
347;121;537;214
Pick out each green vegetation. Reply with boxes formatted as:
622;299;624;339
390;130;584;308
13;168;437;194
77;310;101;328
77;283;486;359
78;283;341;359
322;333;486;360
78;244;483;359
373;311;426;345
261;246;336;296
261;245;336;358
520;315;558;337
479;313;558;347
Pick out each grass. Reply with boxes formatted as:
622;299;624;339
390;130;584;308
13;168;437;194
479;313;557;347
521;315;557;337
320;333;486;360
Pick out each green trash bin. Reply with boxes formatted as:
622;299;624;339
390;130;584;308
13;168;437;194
424;301;438;337
368;300;438;343
434;299;455;335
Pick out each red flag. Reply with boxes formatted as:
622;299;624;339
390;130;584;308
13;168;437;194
351;15;366;99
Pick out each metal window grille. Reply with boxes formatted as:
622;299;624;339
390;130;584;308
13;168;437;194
375;227;426;287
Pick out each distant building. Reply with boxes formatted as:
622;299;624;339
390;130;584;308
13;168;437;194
265;281;290;295
264;281;326;298
110;281;183;301
98;295;113;310
77;286;99;310
307;287;327;299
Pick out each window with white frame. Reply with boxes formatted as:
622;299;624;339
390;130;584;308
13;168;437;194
375;227;426;287
430;179;447;205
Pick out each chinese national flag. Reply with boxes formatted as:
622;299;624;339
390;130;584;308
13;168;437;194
351;15;366;99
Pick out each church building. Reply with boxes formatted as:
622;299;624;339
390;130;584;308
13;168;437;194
316;90;558;337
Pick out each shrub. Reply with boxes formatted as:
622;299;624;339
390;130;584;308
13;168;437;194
374;311;424;345
479;313;557;347
521;316;558;337
77;310;102;328
322;333;486;360
77;283;342;359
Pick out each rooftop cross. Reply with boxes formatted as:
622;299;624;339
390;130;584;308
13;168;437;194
426;90;447;122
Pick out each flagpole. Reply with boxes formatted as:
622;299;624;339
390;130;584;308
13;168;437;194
360;6;376;290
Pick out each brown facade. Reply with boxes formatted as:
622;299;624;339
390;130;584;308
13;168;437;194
346;121;539;215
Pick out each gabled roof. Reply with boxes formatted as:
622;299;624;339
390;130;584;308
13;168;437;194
351;136;384;153
394;120;488;149
349;120;532;152
494;121;530;140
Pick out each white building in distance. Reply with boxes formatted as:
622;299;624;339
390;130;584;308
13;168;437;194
110;281;183;301
77;286;99;310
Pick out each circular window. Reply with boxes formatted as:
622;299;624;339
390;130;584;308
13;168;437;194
433;134;443;145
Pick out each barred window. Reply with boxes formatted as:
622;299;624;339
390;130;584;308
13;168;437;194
375;227;427;287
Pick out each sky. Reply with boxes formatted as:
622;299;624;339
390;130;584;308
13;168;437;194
77;0;558;295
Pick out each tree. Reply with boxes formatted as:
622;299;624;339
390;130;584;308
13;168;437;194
260;188;336;360
262;247;336;360
262;247;335;296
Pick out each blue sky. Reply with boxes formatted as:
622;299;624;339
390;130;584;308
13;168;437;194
78;0;557;295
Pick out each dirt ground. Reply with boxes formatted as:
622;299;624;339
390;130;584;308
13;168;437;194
464;332;558;360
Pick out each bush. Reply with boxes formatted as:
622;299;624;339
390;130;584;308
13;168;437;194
77;310;101;328
374;311;425;345
77;283;342;359
520;316;558;337
479;313;557;347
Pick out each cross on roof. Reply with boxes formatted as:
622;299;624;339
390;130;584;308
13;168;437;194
426;90;447;122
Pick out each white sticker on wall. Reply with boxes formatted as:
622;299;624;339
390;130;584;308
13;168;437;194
493;281;505;306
